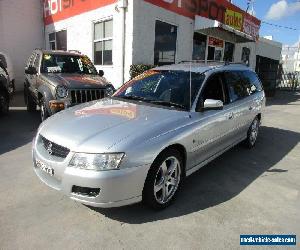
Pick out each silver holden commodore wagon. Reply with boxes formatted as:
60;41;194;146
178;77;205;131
32;62;265;209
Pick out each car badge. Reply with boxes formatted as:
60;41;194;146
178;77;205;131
47;142;53;155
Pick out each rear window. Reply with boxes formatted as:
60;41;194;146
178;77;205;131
224;71;249;103
239;70;263;95
0;54;7;68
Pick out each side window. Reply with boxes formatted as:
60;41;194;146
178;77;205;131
201;73;228;104
27;53;36;67
242;71;263;94
33;54;41;70
0;54;7;68
224;71;249;103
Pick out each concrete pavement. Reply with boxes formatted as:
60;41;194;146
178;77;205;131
0;91;299;249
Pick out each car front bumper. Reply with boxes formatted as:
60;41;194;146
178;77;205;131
32;141;151;208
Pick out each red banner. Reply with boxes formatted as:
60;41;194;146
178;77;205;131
43;0;116;25
144;0;260;39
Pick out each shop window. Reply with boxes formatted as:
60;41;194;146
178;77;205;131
207;37;223;61
49;30;67;51
94;19;113;65
192;33;207;60
241;47;250;66
154;20;177;66
223;42;234;62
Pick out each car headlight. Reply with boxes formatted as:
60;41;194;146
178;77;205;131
69;153;125;171
106;85;115;96
56;85;68;98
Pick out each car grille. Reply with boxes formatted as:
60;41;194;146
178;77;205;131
40;135;70;159
70;89;106;104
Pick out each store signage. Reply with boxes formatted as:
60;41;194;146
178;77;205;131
43;0;116;25
208;37;223;47
225;9;243;31
144;0;261;39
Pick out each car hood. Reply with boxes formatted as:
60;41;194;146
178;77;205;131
38;98;188;153
41;73;110;89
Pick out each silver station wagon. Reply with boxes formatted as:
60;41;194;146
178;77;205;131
32;62;265;209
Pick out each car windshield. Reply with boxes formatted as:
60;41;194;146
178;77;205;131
113;70;205;110
41;54;98;75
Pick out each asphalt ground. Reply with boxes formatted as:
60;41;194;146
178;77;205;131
0;91;299;249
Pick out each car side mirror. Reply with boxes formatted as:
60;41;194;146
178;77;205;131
98;70;104;77
203;99;223;111
25;66;37;75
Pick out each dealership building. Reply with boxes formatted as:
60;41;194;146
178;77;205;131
1;0;282;93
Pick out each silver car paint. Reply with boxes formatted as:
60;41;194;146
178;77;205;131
32;64;265;207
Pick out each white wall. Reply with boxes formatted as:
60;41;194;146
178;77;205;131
45;1;134;88
132;1;194;65
0;0;44;91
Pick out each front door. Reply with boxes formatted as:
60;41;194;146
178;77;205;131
188;72;234;169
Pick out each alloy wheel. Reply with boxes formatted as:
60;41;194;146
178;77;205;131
153;156;181;204
249;119;259;145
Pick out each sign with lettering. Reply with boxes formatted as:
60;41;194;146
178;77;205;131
225;9;243;31
144;0;261;39
208;37;223;47
43;0;116;25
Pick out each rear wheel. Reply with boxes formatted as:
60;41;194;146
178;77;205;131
244;117;260;148
143;149;183;209
0;90;9;115
40;97;49;121
24;87;36;112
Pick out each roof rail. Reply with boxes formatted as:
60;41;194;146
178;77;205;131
224;61;248;66
179;60;248;66
68;50;81;54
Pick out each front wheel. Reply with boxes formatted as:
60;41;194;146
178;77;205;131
24;87;36;112
40;97;49;121
244;117;260;148
0;90;9;115
143;149;183;209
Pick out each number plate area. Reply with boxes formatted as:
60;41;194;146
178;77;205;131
36;159;54;176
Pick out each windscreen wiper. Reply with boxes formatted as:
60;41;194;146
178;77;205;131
148;100;186;110
120;95;149;101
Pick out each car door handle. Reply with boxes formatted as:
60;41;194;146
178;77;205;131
228;112;234;120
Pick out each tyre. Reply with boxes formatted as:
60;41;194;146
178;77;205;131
24;87;36;112
244;117;260;148
0;90;9;115
40;97;49;121
143;148;183;209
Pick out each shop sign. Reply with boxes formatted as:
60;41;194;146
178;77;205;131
224;9;243;31
144;0;261;40
208;37;223;48
43;0;116;25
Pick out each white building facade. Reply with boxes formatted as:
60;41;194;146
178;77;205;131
1;0;282;92
0;0;44;91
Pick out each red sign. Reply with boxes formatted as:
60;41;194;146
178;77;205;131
208;37;223;47
43;0;116;25
144;0;260;39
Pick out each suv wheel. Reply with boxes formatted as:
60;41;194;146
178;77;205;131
143;149;183;209
40;97;49;121
24;88;36;112
244;117;259;148
0;90;9;115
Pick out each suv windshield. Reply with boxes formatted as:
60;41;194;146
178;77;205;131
113;70;204;110
41;54;98;75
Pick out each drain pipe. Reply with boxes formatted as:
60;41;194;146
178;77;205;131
118;0;128;85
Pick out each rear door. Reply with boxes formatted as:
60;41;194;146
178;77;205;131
223;70;253;141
